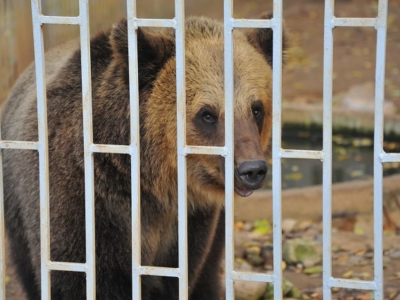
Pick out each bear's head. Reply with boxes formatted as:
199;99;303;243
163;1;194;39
110;14;288;209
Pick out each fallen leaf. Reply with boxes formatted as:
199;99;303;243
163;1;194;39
343;270;353;278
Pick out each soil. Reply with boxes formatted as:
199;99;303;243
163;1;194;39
3;0;400;299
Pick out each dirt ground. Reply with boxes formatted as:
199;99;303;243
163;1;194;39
3;0;400;299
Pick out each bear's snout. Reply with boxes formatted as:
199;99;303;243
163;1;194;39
234;159;267;197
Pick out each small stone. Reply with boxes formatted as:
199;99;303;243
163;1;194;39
390;248;400;259
282;238;322;267
235;280;268;300
282;219;297;234
236;260;253;272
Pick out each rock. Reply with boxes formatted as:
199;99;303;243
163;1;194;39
263;277;296;299
245;245;264;266
341;81;396;115
282;219;297;234
235;280;268;300
282;238;322;267
235;260;253;272
390;247;400;259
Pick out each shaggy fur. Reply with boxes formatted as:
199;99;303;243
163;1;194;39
2;14;287;300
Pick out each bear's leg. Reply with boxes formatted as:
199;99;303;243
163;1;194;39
190;209;225;300
6;205;41;300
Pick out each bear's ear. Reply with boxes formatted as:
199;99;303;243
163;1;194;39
110;19;175;87
244;13;289;67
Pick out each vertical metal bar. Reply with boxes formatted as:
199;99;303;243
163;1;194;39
322;0;334;299
0;132;5;300
272;1;283;298
78;0;96;299
175;0;188;299
223;0;235;299
126;0;142;298
373;0;388;298
31;1;52;299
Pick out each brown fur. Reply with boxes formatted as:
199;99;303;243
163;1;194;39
2;13;288;300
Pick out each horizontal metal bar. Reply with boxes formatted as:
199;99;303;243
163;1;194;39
0;141;39;150
328;278;377;290
232;19;273;29
184;146;227;156
333;17;376;28
280;149;323;160
231;271;274;283
48;262;87;272
136;18;176;28
39;15;81;25
138;266;180;277
90;144;131;154
380;152;400;163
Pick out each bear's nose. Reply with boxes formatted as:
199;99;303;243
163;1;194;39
236;160;267;189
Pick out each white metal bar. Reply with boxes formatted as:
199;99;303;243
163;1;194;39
39;16;81;25
0;129;5;299
231;271;274;283
0;141;39;150
271;0;284;297
126;0;142;298
138;266;180;277
333;17;376;27
78;0;96;299
280;149;323;160
328;278;377;290
322;1;334;299
232;19;273;29
48;262;87;273
223;4;235;299
90;144;130;154
31;1;52;299
373;0;388;298
136;18;176;28
184;146;227;156
175;0;189;297
380;152;400;163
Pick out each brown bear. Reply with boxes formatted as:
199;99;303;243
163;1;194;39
1;13;287;300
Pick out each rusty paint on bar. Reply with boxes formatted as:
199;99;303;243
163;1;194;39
0;141;39;150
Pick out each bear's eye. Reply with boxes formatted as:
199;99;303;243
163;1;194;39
252;103;264;120
202;110;217;124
